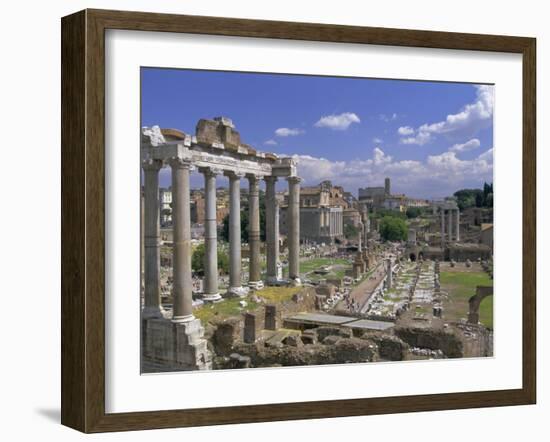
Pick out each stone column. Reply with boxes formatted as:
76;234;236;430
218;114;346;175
142;159;164;319
357;220;363;252
265;176;280;285
287;176;302;285
247;174;263;289
169;158;194;323
455;209;460;242
225;171;246;297
200;167;222;302
386;258;393;290
448;208;453;243
440;208;446;248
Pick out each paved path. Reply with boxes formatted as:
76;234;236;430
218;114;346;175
337;262;386;312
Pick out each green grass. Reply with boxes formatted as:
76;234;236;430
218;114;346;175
193;286;304;325
299;257;349;274
440;270;493;328
257;286;303;303
194;297;258;325
478;296;493;329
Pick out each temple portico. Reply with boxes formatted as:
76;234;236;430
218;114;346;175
141;118;300;370
141;118;300;309
437;201;460;247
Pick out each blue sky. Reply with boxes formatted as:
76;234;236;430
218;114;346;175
141;68;494;199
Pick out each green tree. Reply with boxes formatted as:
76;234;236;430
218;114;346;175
379;216;408;242
405;207;422;219
191;243;230;275
221;191;266;242
370;208;406;220
343;223;359;239
454;188;483;210
454;183;493;210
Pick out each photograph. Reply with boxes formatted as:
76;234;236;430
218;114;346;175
140;68;495;372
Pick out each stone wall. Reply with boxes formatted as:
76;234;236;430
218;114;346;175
448;244;492;261
395;325;464;358
226;337;378;368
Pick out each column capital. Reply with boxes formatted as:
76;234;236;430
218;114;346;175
246;173;260;183
141;158;163;171
224;170;246;180
287;176;302;185
264;175;278;184
167;157;193;170
199;166;223;177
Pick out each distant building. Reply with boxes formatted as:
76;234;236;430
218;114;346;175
480;223;494;249
358;177;391;209
359;177;428;211
190;190;205;225
281;180;343;244
343;208;362;227
159;187;172;226
383;194;407;212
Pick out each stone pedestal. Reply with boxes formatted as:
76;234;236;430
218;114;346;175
352;252;364;279
243;312;258;343
264;304;278;331
143;317;211;370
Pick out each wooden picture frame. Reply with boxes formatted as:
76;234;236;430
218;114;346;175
61;8;536;433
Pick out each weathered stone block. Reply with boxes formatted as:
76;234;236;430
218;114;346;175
301;329;318;345
264;304;278;331
243;312;258;343
212;317;241;356
143;317;212;370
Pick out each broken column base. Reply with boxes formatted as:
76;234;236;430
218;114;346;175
265;276;286;286
248;280;264;290
226;286;249;297
201;292;223;303
142;317;212;371
288;277;302;287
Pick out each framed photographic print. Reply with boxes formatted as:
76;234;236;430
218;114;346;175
61;9;536;433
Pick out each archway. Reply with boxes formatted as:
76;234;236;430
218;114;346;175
409;253;416;262
468;286;493;325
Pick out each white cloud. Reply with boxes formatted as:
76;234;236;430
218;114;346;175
397;126;414;136
400;129;432;145
477;148;494;163
372;137;383;144
286;144;493;198
449;138;481;153
380;113;398;122
399;85;494;145
264;139;278;146
314;112;360;130
275;127;304;137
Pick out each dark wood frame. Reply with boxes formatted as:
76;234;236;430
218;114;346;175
61;8;536;433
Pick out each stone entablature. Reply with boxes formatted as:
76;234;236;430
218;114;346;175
141;123;296;179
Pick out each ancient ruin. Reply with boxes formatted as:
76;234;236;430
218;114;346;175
140;117;494;373
141;118;301;370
